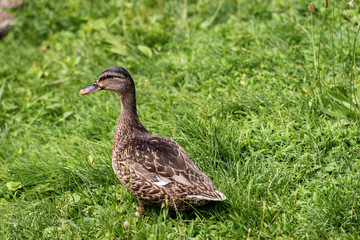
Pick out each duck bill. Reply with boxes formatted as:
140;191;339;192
79;84;101;95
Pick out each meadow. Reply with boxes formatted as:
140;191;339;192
1;0;360;238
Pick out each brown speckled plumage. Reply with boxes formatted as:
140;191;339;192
80;66;226;210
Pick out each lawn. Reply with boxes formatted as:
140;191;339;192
1;0;360;238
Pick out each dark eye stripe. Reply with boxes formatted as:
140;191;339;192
98;73;124;83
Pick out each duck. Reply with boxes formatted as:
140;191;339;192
79;66;226;211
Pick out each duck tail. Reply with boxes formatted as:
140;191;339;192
188;190;226;201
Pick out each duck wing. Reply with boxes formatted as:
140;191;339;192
125;136;226;201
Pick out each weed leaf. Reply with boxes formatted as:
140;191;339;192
137;45;152;58
6;181;22;191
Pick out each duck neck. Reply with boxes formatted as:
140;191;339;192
118;92;138;120
115;91;149;137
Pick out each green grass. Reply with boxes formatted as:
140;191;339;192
1;0;360;238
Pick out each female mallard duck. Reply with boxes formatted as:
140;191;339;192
79;67;226;211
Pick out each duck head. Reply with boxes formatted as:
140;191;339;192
79;66;135;96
